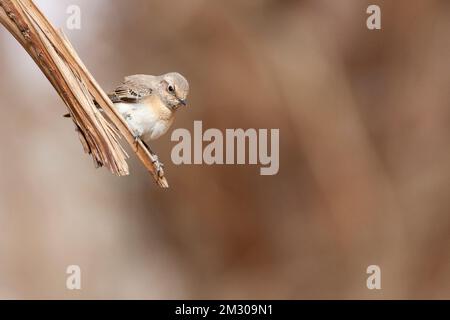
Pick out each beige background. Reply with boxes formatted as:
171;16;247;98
0;0;449;299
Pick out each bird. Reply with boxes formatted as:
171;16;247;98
109;72;189;143
65;72;189;176
109;72;190;175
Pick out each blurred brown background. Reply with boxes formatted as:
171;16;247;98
0;0;449;299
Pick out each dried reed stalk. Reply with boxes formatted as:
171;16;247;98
0;0;169;187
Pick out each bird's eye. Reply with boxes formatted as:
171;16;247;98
168;85;175;93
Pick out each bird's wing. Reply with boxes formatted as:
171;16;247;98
108;75;154;103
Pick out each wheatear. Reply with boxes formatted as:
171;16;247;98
65;72;189;175
109;72;189;175
109;73;189;141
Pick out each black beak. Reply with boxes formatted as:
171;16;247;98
178;99;187;106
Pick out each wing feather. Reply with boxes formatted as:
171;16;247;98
108;75;154;103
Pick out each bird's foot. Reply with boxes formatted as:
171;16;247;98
132;138;164;178
151;154;165;178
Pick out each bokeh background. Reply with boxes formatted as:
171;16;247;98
0;0;449;299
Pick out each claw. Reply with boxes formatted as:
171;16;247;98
151;155;164;178
136;140;164;178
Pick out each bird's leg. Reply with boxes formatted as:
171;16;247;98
152;154;165;178
131;128;144;152
141;140;164;178
133;136;140;152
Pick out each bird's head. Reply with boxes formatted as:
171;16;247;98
158;72;190;111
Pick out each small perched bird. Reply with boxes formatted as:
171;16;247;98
108;72;189;144
66;72;189;176
109;72;189;175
